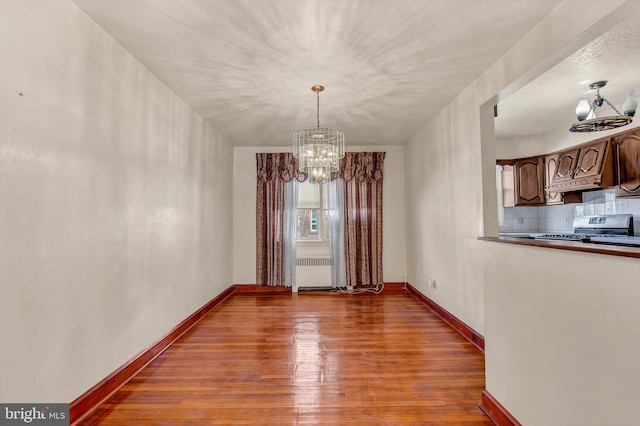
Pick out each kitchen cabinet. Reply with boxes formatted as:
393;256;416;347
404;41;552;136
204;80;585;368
513;156;544;205
545;153;563;205
613;129;640;197
497;158;544;206
498;156;551;206
573;140;612;183
547;138;614;193
500;127;640;205
544;154;581;205
549;147;580;187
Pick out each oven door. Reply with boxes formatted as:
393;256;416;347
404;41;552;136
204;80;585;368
589;236;640;246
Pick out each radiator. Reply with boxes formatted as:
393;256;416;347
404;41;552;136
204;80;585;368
296;257;332;267
295;257;331;287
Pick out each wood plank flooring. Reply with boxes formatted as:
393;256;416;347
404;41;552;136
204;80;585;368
80;291;491;425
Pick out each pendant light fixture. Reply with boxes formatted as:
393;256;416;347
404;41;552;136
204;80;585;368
570;80;636;133
293;85;345;184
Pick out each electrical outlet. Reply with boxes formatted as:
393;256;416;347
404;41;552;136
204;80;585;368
564;217;570;224
517;217;525;225
428;279;436;288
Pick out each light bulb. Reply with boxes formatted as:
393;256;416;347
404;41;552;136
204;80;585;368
623;89;637;117
575;95;591;121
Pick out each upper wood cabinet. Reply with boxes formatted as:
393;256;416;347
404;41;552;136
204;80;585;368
545;154;564;205
514;156;544;205
498;127;640;206
613;130;640;197
547;138;614;193
544;154;582;205
550;147;580;186
574;140;610;181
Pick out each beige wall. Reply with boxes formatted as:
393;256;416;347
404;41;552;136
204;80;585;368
405;0;640;424
483;243;640;425
497;121;640;159
233;145;407;285
0;1;233;403
496;134;548;159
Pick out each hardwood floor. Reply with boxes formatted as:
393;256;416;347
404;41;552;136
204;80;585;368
79;291;491;425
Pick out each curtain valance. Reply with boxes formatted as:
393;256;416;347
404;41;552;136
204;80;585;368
256;152;386;183
256;153;306;183
339;152;385;182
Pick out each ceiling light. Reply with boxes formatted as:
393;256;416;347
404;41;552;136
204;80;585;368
293;85;345;184
570;81;636;133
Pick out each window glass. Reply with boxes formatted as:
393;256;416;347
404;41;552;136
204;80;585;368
297;182;326;240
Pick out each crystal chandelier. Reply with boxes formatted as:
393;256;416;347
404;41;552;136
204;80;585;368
293;85;345;183
569;80;637;133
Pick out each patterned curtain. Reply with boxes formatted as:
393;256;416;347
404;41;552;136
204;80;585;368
256;153;306;286
339;152;385;287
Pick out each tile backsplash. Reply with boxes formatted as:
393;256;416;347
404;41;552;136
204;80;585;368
500;189;640;235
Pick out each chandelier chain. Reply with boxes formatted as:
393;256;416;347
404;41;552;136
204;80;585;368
601;97;623;116
316;91;320;129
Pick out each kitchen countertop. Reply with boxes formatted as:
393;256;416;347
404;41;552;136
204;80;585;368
480;235;640;259
498;232;533;238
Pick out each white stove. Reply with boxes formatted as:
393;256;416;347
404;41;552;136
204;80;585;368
533;214;640;245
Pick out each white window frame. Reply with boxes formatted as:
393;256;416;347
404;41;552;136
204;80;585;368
297;182;329;243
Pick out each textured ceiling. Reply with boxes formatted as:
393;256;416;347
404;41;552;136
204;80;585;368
495;12;640;140
71;0;564;146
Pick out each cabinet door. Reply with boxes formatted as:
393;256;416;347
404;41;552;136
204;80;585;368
544;154;564;205
614;133;640;197
551;147;580;185
514;157;544;205
574;140;608;180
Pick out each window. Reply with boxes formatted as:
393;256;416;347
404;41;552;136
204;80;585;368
297;182;328;241
310;210;318;232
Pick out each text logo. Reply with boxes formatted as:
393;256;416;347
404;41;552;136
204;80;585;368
1;404;68;425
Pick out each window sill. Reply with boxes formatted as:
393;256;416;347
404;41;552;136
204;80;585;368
297;240;330;246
